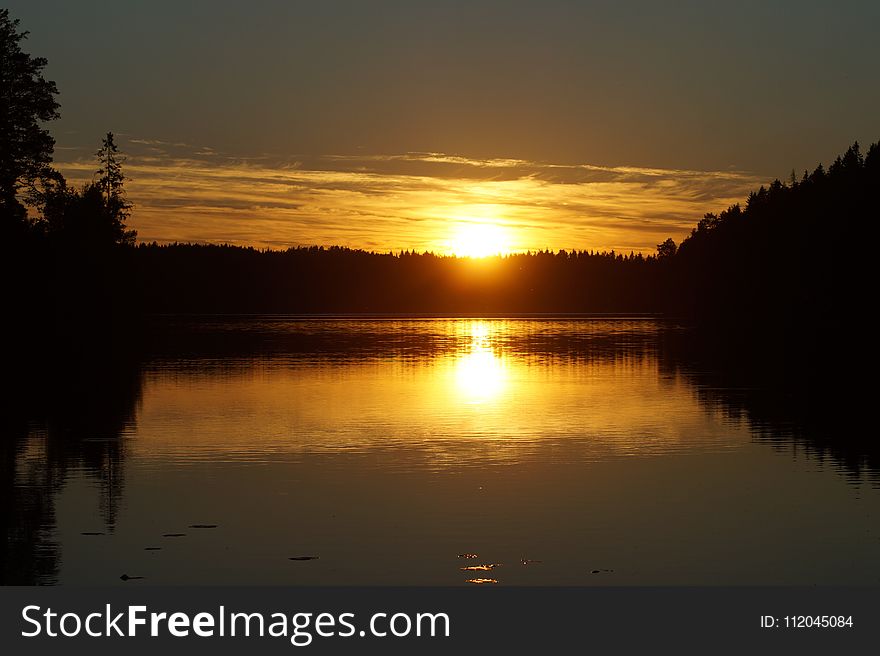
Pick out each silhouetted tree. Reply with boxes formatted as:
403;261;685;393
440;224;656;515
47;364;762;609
39;179;126;249
95;132;133;234
656;238;677;259
33;134;136;248
0;9;60;233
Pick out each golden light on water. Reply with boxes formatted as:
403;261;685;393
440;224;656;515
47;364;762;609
454;348;507;403
453;321;508;403
132;321;730;467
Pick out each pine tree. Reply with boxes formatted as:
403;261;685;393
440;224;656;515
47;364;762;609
95;132;136;245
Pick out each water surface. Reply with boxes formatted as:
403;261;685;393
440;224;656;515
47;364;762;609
4;318;878;585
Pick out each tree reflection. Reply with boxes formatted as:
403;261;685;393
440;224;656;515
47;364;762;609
1;347;143;584
659;328;878;487
3;318;875;585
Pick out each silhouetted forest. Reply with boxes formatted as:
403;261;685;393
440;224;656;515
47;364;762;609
4;9;876;329
6;5;878;330
8;137;877;326
128;133;875;318
667;141;876;326
133;245;664;314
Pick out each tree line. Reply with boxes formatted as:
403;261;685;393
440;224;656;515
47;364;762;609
132;244;661;314
665;140;877;332
2;8;875;333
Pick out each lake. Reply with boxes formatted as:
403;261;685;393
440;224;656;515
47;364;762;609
3;317;878;585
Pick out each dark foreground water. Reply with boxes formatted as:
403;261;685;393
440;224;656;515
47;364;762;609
3;318;878;585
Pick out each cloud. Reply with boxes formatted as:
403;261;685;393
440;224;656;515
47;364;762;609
53;138;768;253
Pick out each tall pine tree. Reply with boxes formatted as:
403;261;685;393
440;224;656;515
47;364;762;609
95;132;135;246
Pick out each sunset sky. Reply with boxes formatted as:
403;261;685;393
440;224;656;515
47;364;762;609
8;0;879;254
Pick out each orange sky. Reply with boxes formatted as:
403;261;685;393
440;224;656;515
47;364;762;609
56;140;766;255
10;1;876;254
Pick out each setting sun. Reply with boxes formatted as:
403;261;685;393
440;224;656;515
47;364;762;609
450;222;511;258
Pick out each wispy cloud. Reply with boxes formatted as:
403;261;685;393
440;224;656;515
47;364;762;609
54;138;767;253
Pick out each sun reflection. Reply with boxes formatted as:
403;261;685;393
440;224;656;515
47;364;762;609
453;321;507;403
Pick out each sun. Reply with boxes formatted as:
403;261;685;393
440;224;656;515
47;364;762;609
451;222;511;258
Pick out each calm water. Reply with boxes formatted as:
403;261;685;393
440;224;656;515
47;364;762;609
3;318;878;585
